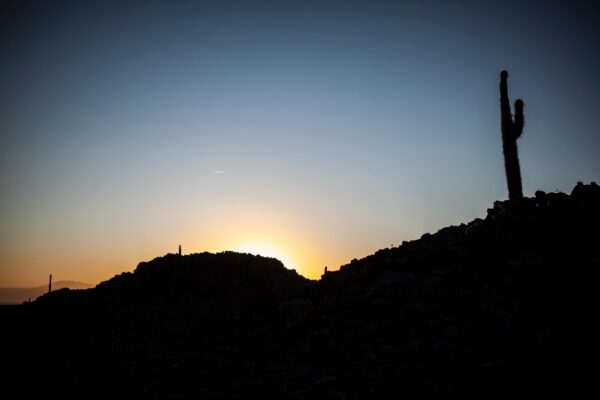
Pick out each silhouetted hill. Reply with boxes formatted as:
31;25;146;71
36;252;311;313
0;281;94;304
1;182;599;399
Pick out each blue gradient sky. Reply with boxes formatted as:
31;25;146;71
1;0;599;285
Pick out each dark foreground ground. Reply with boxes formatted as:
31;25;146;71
2;183;599;399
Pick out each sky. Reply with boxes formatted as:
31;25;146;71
1;0;599;286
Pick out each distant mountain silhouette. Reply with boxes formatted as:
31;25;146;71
1;182;598;398
0;281;94;304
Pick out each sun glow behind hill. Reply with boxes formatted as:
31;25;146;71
192;232;318;280
183;209;350;281
234;244;296;271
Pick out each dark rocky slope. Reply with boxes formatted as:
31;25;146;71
1;182;599;399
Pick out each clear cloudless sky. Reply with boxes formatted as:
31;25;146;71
1;0;599;286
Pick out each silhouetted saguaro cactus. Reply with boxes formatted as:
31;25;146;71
500;70;525;200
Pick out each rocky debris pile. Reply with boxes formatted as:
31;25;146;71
327;181;599;289
1;182;599;399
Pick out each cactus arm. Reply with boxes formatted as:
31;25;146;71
513;99;524;138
